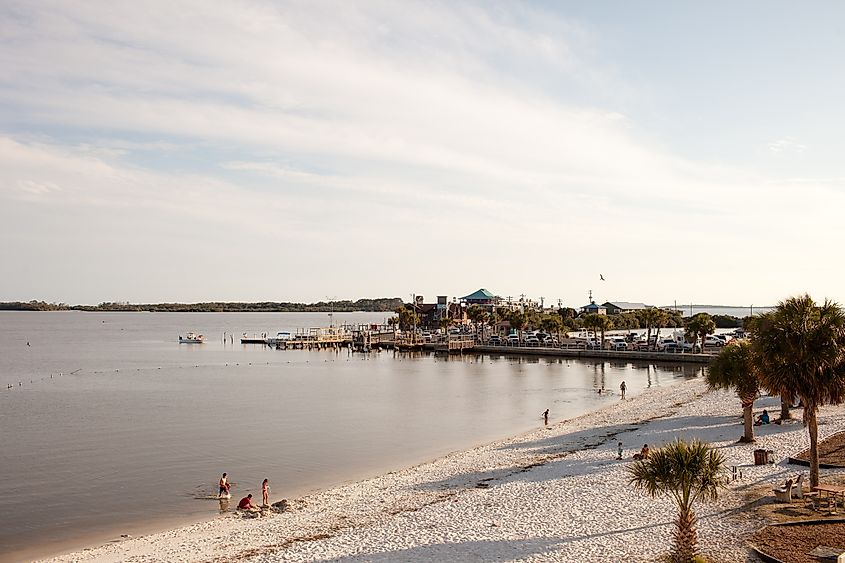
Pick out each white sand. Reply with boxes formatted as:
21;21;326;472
45;379;845;563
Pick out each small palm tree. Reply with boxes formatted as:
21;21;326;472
753;294;845;488
508;311;527;342
685;313;716;352
629;439;726;563
706;341;759;442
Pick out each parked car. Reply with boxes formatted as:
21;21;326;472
507;334;520;346
524;336;541;346
489;335;502;345
610;341;628;351
704;335;725;347
660;342;684;353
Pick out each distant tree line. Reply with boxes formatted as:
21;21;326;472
0;298;404;313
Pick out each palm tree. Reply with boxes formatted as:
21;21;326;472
642;308;662;350
582;313;602;347
466;305;485;341
652;309;669;351
745;315;790;420
752;294;845;488
628;439;726;563
706;341;759;442
541;314;564;344
508;311;527;343
685;313;715;352
595;314;613;349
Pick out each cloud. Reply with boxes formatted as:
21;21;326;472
0;1;842;303
768;137;806;154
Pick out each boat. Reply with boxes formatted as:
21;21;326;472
179;332;204;344
241;332;269;344
265;331;293;346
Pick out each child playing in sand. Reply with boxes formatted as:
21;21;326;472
262;479;270;507
633;444;649;460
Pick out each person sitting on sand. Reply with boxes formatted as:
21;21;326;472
633;444;649;460
218;473;230;498
237;494;257;511
755;409;770;426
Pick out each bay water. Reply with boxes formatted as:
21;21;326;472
0;312;702;561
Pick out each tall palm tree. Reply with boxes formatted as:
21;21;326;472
745;315;792;421
706;340;759;442
628;439;726;563
753;294;845;488
595;314;613;349
582;313;602;347
642;308;662;350
652;309;669;350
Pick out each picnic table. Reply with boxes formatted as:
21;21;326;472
811;484;845;514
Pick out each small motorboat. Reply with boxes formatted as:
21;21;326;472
179;332;204;344
265;331;293;346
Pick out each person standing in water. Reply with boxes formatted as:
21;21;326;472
620;381;627;400
262;478;270;507
218;473;230;498
542;409;549;425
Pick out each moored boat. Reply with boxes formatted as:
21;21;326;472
178;332;204;344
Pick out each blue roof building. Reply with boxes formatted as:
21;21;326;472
461;288;496;305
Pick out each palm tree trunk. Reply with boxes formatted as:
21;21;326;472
646;326;652;350
654;327;661;351
807;406;820;489
780;396;792;420
671;505;699;563
741;398;754;443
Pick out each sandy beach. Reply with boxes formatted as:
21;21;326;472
41;378;845;563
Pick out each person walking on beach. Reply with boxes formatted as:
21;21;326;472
542;409;549;425
262;478;270;507
218;473;230;499
620;380;626;400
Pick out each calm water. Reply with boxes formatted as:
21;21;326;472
0;312;702;561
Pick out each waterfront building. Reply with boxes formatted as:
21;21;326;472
601;301;652;315
580;301;607;315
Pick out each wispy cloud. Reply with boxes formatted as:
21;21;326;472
768;137;806;154
0;1;841;303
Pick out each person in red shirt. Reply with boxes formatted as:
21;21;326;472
237;494;256;510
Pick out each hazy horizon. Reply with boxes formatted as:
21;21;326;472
2;2;843;305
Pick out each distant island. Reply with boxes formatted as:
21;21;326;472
0;298;404;313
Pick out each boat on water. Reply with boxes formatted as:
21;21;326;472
241;332;269;344
265;331;293;346
178;332;204;344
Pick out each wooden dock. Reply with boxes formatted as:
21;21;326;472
275;327;350;350
433;336;475;354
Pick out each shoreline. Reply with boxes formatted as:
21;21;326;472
37;378;845;562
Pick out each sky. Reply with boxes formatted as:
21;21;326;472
1;1;844;307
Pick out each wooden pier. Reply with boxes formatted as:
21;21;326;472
275;327;351;350
433;335;475;354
